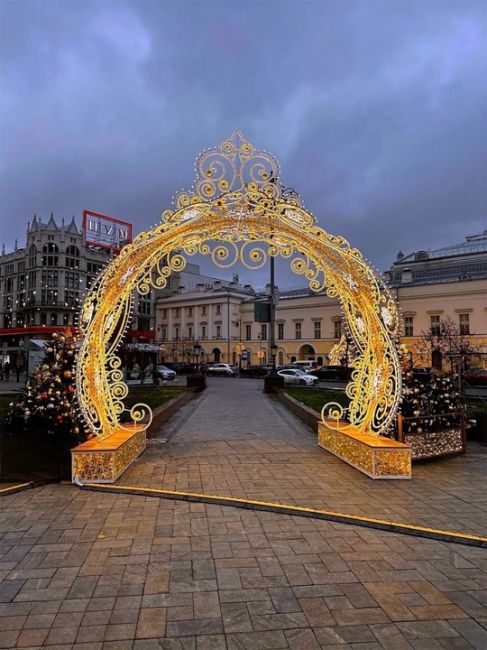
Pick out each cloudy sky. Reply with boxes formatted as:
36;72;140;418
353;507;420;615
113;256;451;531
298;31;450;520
1;0;486;286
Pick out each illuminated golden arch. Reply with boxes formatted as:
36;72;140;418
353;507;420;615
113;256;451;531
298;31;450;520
76;132;401;440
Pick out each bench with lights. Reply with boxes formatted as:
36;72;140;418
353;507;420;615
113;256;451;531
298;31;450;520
318;420;411;479
71;424;146;484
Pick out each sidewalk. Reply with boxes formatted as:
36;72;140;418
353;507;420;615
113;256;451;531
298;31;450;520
123;377;487;538
0;378;486;649
0;378;25;394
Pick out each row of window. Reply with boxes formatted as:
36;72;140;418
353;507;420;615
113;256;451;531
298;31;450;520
159;320;342;343
403;313;470;336
1;268;102;294
160;304;221;320
3;312;76;328
2;289;80;309
160;314;471;342
160;325;215;341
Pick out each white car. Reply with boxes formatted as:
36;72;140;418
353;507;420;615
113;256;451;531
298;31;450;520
157;365;176;380
277;368;318;386
207;363;239;377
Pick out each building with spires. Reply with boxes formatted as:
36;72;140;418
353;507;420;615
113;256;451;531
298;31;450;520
0;214;113;371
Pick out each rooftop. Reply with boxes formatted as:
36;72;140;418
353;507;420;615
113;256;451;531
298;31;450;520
395;230;487;264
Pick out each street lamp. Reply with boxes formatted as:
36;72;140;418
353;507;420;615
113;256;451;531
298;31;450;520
193;341;202;370
271;343;278;374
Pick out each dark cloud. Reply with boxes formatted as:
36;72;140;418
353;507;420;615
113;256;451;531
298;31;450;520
1;0;486;285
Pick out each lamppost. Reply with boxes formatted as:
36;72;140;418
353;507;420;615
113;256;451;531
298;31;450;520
193;341;201;371
271;342;278;374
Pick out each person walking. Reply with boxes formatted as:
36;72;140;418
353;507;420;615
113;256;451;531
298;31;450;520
15;359;22;382
4;361;10;381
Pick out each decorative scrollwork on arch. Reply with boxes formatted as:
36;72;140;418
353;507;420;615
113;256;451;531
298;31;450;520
75;133;401;441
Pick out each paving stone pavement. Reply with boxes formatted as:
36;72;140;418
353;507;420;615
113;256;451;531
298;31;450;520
123;378;487;538
0;377;486;649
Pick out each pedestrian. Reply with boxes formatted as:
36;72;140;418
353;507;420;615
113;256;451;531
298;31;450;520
15;359;22;382
132;361;140;380
4;361;10;381
0;362;3;381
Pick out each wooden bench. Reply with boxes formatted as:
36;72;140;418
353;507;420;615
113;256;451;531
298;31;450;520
71;424;146;483
318;421;411;479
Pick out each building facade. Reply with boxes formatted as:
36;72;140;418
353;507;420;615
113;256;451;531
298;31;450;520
0;214;176;372
155;231;487;370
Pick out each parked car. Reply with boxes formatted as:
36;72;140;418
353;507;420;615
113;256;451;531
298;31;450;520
206;363;239;377
277;368;318;386
290;360;318;372
157;364;176;381
463;368;487;386
240;365;270;378
310;365;352;381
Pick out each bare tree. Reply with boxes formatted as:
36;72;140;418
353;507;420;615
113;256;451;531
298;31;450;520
413;316;480;375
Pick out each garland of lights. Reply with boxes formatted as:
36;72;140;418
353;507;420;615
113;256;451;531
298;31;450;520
75;132;402;439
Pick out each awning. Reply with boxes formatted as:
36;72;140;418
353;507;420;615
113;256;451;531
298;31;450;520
29;339;47;349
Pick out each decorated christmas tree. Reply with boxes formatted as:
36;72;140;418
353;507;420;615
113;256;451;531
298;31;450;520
400;364;462;435
8;332;87;442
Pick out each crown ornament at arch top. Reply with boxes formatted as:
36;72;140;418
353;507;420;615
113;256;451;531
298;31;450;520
173;131;303;211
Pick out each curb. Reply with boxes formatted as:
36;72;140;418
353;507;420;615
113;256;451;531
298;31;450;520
0;478;59;496
78;483;487;549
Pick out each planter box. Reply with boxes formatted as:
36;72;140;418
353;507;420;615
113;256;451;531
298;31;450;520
71;424;146;484
404;428;465;460
318;421;411;479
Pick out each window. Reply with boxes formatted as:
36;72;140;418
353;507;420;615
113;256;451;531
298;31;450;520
17;261;25;273
65;245;80;269
201;305;207;316
188;326;193;339
86;262;103;288
404;316;414;337
138;300;151;315
334;320;342;339
314;321;321;339
65;291;79;307
201;325;207;339
459;313;470;335
215;304;221;315
28;271;36;288
5;277;13;293
161;327;167;340
42;243;59;267
63;313;70;326
40;312;47;325
187;307;193;317
161;309;167;319
278;351;284;365
175;308;180;318
65;271;79;289
278;323;284;340
295;322;302;340
245;324;252;340
174;326;180;340
42;270;59;287
261;324;267;340
216;325;221;339
28;244;36;268
41;289;57;305
50;313;58;326
430;315;441;336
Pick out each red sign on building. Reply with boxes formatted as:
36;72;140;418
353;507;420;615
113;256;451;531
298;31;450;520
82;210;133;252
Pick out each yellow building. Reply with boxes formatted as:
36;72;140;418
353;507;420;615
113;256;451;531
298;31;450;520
156;232;487;370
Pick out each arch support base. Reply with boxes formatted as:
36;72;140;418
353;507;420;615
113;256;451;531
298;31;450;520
318;422;411;479
71;424;146;483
